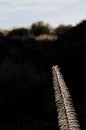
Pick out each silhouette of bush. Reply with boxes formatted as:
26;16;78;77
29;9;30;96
7;28;34;41
30;21;52;36
53;24;73;37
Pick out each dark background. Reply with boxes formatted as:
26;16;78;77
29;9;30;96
0;20;86;129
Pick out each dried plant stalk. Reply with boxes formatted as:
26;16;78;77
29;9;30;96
52;65;81;130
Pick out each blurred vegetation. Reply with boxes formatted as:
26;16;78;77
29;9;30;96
30;21;53;36
0;20;86;129
52;24;73;36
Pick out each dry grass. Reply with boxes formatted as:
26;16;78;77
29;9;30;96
0;29;8;36
35;34;58;41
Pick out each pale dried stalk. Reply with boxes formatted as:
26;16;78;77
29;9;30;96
52;65;81;130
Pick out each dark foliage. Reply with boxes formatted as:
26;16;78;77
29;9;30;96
30;21;52;36
52;24;73;37
0;20;86;129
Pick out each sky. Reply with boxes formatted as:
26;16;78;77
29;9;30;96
0;0;86;29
